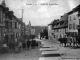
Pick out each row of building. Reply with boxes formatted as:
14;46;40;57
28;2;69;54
48;4;80;41
0;0;28;45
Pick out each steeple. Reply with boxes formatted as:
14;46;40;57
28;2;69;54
1;0;6;7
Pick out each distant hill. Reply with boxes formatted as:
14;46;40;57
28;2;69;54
31;26;47;37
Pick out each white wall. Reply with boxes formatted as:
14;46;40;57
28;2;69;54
68;12;79;33
48;25;54;40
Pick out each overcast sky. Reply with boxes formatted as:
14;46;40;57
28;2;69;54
0;0;80;26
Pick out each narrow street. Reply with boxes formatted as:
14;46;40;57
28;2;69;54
0;48;41;60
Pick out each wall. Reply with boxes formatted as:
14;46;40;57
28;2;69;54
68;12;79;33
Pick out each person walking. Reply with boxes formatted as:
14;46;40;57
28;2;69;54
22;42;26;50
27;40;31;50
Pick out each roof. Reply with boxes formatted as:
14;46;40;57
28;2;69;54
60;14;68;21
53;14;68;29
67;4;80;15
60;19;68;28
48;19;59;26
53;21;60;29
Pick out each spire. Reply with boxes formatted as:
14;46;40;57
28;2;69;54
1;0;6;7
29;21;31;27
29;21;31;35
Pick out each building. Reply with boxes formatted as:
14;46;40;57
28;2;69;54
55;14;68;38
4;10;15;44
12;16;22;42
48;4;80;42
68;4;80;37
48;20;59;40
0;5;5;43
0;0;27;44
48;14;68;41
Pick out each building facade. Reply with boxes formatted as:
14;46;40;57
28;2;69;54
48;4;80;42
0;0;27;44
0;5;5;43
67;5;80;37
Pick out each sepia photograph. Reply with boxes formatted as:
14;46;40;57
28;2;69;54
0;0;80;60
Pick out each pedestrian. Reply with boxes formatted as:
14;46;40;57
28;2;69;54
27;40;31;50
22;42;26;50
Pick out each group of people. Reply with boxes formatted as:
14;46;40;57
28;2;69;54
18;39;39;50
58;35;80;47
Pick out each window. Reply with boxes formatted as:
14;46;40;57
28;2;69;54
52;33;53;35
70;16;71;21
15;22;17;29
73;23;75;29
0;10;2;23
69;24;72;29
54;35;55;38
9;22;12;29
74;16;75;20
16;33;17;38
5;21;8;28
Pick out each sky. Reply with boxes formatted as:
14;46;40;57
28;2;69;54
0;0;80;26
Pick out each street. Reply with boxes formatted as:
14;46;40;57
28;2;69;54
39;40;80;60
0;48;41;60
0;39;80;60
